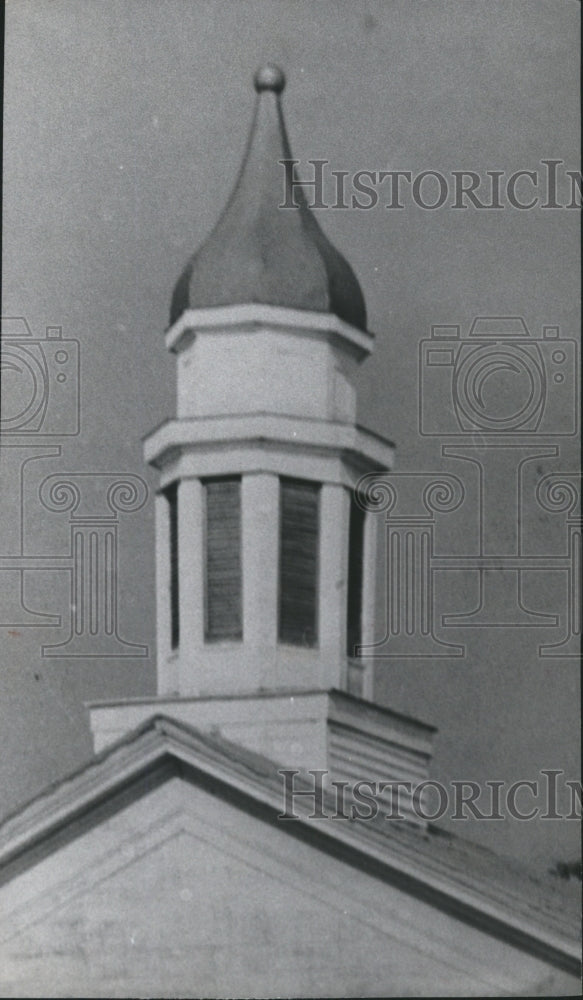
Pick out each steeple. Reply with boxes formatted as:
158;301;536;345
141;65;394;700
88;67;433;825
170;65;366;331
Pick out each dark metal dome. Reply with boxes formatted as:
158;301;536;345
170;66;367;331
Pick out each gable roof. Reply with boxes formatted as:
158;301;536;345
0;713;579;977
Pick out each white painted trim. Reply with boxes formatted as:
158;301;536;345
177;478;205;692
242;473;279;663
154;492;173;691
360;509;380;701
165;304;375;359
144;413;395;474
318;483;350;684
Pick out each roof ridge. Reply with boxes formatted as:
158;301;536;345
0;710;579;975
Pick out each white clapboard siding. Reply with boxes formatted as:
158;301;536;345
328;722;431;827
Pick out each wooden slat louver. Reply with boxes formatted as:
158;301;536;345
205;478;242;640
165;483;179;650
346;492;365;657
279;478;319;646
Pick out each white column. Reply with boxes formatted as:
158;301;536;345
154;492;173;692
360;509;379;701
318;483;350;687
178;477;205;694
242;473;279;683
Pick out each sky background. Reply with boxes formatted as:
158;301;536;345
1;0;580;873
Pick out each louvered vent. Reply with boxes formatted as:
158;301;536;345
204;477;242;641
164;482;179;650
278;478;319;646
346;492;365;657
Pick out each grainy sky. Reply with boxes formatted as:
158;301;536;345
1;0;580;872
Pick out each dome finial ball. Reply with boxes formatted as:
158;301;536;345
254;65;285;93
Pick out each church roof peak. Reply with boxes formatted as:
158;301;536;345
170;65;367;330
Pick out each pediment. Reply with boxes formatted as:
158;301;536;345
1;775;576;999
0;715;579;998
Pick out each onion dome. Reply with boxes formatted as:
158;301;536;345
170;65;367;331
